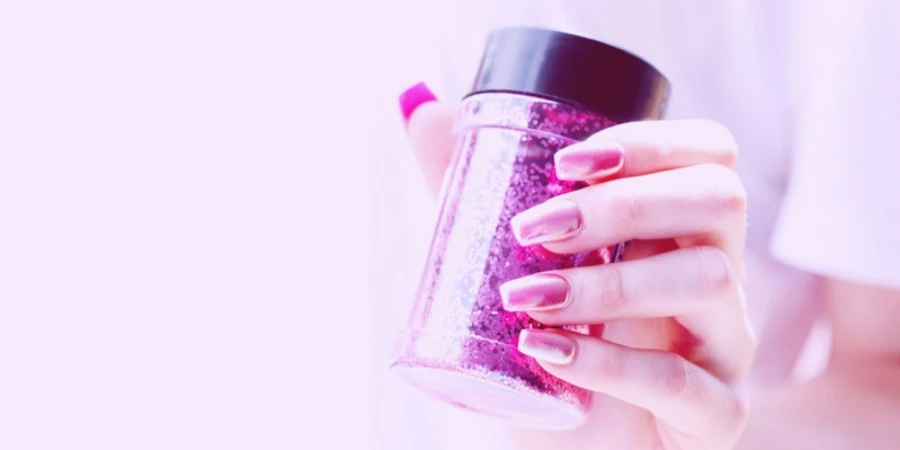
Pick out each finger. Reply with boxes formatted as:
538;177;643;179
399;82;457;198
510;164;748;270
554;119;739;181
500;247;755;381
517;329;748;438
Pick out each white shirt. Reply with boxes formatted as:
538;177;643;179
374;2;900;448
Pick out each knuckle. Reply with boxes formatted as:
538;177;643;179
694;164;747;215
594;264;628;314
612;188;643;230
729;392;751;426
692;119;740;164
660;355;694;400
693;246;739;297
718;189;747;216
593;344;628;384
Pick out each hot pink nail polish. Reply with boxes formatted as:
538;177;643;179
391;27;669;431
518;329;577;365
399;82;437;125
510;200;583;246
500;273;571;311
555;146;625;180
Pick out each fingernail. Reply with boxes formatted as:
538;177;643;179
500;273;571;311
510;200;582;246
555;144;625;180
399;82;437;126
518;329;577;365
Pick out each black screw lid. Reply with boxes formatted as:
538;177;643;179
467;27;671;122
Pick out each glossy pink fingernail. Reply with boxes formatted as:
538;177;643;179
555;144;625;180
518;329;577;365
500;273;571;311
510;200;583;246
399;82;437;126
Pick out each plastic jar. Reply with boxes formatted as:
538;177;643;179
391;26;670;430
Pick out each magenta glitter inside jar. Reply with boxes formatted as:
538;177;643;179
391;27;670;430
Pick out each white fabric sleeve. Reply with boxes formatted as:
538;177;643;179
771;2;900;289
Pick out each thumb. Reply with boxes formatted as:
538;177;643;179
399;82;457;198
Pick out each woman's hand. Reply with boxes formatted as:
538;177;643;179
401;84;755;450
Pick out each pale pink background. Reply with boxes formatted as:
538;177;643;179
0;1;439;448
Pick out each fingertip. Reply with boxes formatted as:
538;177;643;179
399;82;438;127
405;100;455;139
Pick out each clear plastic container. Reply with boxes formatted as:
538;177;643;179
391;27;670;430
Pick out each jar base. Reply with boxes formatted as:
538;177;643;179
390;331;589;430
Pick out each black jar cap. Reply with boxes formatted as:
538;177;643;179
467;27;671;122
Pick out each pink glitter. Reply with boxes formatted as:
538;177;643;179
391;93;626;429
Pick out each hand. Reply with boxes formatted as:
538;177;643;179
401;84;755;450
